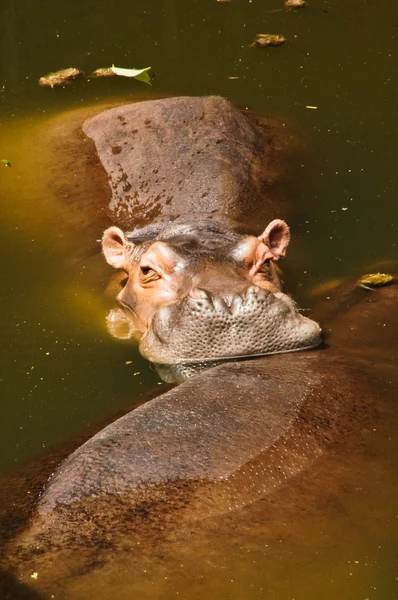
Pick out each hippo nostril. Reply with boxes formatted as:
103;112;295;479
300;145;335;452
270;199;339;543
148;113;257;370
244;285;270;303
247;285;261;295
189;288;209;300
188;286;274;313
222;293;235;308
188;288;214;309
231;293;244;313
214;296;233;313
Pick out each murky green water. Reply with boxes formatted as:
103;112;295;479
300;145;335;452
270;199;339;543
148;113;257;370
1;0;397;598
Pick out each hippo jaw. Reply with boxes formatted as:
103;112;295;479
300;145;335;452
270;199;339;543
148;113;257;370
139;285;322;365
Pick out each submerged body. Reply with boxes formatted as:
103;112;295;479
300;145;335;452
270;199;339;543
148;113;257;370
7;281;398;596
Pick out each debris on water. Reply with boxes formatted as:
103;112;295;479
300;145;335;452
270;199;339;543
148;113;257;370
110;65;152;85
39;67;84;87
1;159;11;167
217;0;231;3
125;360;134;365
91;67;116;78
305;105;318;110
357;273;394;289
228;76;240;80
250;34;286;48
285;0;307;8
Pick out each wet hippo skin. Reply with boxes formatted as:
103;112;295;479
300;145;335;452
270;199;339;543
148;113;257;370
8;283;397;592
92;97;321;365
82;95;297;233
3;96;397;596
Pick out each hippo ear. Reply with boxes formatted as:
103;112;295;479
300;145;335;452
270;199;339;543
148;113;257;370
258;219;290;260
102;227;134;269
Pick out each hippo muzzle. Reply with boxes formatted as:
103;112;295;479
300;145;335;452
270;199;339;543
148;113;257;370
140;285;322;364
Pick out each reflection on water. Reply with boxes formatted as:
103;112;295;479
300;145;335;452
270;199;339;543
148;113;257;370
0;0;397;598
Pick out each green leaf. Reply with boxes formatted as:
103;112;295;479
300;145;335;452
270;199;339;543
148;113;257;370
110;65;152;85
1;159;11;167
134;70;152;85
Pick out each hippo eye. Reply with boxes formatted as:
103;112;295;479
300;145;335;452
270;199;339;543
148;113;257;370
139;265;160;282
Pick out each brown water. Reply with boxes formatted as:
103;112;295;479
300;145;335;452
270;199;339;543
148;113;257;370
0;0;397;598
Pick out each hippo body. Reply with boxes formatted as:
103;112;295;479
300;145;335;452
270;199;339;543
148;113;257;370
8;281;398;595
31;353;379;520
4;97;398;596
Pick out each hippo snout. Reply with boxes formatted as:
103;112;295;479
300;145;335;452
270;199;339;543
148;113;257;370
139;286;322;365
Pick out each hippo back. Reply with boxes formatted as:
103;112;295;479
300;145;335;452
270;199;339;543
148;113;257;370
83;96;296;234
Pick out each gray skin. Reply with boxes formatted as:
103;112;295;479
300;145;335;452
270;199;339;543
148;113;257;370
90;95;321;366
5;281;398;595
3;96;397;595
81;95;299;234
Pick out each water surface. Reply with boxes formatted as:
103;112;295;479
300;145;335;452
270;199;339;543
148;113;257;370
0;0;397;598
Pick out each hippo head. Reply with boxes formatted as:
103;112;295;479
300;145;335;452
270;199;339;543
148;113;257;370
102;220;321;365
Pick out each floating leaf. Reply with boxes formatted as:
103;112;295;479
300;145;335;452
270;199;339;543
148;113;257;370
285;0;307;8
250;34;286;48
110;65;152;85
39;68;84;88
91;67;116;78
1;159;11;167
358;273;393;289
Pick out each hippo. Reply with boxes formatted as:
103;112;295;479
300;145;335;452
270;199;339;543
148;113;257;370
2;96;397;598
